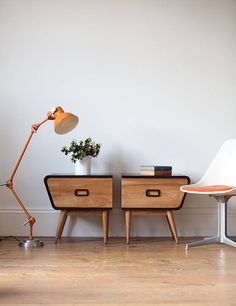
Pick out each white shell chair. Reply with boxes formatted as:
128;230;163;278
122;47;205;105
180;139;236;249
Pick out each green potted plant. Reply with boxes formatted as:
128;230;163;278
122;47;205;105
61;137;101;175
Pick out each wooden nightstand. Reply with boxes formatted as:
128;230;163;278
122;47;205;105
44;175;113;243
121;175;190;244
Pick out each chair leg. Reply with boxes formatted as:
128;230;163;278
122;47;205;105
186;236;219;250
186;197;236;249
220;201;236;248
223;236;236;248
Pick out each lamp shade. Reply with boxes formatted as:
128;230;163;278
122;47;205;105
54;106;79;134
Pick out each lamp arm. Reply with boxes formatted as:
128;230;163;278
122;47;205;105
6;116;50;240
8;117;49;184
8;186;35;240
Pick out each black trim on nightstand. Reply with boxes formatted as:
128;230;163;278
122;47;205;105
44;174;113;210
120;175;190;210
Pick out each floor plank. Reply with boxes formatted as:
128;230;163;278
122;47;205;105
0;237;236;305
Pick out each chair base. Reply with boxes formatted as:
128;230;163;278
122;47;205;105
186;235;236;249
186;197;236;250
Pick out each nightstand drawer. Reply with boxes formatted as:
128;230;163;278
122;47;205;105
121;177;189;209
45;176;112;209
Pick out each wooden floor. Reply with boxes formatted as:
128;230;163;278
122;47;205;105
0;237;236;305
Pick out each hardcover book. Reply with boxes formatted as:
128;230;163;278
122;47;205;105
140;165;172;171
140;169;172;176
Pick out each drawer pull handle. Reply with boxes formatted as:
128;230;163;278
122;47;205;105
146;189;160;197
74;189;89;197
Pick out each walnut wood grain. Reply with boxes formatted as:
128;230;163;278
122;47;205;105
166;210;179;243
125;210;131;244
103;210;109;244
124;209;179;244
46;177;112;209
54;209;110;244
55;210;68;243
45;175;113;243
122;176;190;244
121;177;189;209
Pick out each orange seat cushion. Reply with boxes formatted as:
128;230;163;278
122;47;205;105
183;185;235;192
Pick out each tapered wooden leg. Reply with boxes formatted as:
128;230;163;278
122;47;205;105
125;210;131;244
55;210;68;243
103;210;109;244
166;210;179;244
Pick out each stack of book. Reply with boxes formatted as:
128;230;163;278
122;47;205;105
140;165;172;176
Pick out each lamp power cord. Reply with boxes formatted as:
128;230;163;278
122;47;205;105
0;184;21;242
0;235;21;242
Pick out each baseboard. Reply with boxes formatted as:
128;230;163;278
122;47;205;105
0;206;236;237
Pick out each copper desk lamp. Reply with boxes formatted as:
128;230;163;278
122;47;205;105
3;106;79;248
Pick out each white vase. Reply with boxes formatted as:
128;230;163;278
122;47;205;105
75;156;92;175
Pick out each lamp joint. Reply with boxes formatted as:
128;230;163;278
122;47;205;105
6;180;13;189
24;217;35;226
31;124;39;133
47;106;58;120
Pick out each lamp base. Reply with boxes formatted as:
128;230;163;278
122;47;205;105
19;239;44;248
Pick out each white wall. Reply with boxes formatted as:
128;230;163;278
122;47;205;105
0;0;236;238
